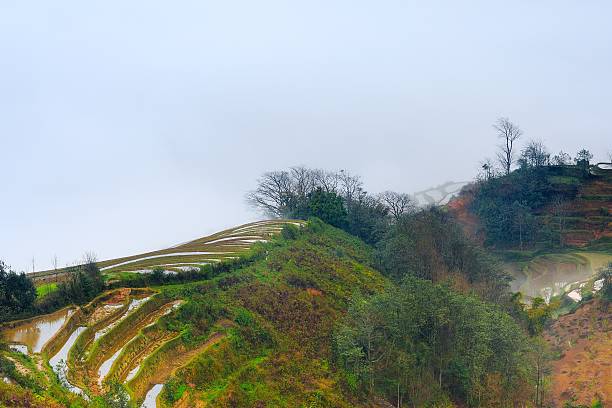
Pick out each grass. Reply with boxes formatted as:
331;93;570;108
2;220;382;407
30;220;304;284
548;175;581;185
36;282;58;298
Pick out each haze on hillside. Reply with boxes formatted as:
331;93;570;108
1;1;611;272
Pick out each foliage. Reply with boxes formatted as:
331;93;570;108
334;277;534;406
292;188;348;228
36;282;58;298
98;381;130;408
470;166;582;248
0;260;37;322
247;166;411;244
518;140;550;169
599;262;612;304
376;207;511;302
280;224;300;240
39;260;105;312
574;149;593;166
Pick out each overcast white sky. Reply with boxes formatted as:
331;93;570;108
1;1;610;272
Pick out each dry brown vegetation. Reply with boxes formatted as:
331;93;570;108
544;299;611;406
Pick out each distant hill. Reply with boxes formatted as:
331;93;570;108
448;163;612;303
449;163;612;249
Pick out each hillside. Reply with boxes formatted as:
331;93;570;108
543;299;611;406
449;164;612;303
447;163;612;407
450;164;612;249
1;221;386;407
2;163;610;407
29;220;301;286
1;217;543;408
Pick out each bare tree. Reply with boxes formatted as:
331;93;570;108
607;150;612;163
551;196;568;247
246;170;295;217
52;255;58;271
494;117;523;175
338;169;363;203
378;191;416;221
83;252;98;264
313;169;339;193
289;166;317;200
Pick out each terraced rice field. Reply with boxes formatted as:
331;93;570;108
2;220;301;406
2;287;225;406
507;251;612;303
30;220;302;283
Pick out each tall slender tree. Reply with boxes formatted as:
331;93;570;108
494;117;523;175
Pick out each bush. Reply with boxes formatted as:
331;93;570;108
281;224;300;240
0;261;36;321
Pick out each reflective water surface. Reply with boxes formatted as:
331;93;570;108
49;326;87;396
141;384;163;408
2;308;74;353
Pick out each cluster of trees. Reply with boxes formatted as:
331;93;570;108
375;208;511;302
481;117;598;180
473;118;602;249
471;168;562;248
334;277;536;407
247;167;415;244
248;168;545;405
0;255;106;323
39;256;105;310
249;167;511;300
0;261;36;320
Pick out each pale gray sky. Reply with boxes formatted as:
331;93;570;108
1;1;610;272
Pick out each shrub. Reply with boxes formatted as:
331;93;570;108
281;224;300;240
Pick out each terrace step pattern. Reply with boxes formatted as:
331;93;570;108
30;220;301;283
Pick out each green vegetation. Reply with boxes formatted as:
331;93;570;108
2;144;609;406
0;260;37;321
376;207;510;302
471;166;576;248
39;260;105;311
37;282;58;298
335;277;534;406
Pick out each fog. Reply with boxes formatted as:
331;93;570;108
1;1;610;271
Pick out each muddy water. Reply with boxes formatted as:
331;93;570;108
2;308;74;353
141;384;163;408
511;252;612;301
49;326;87;396
94;297;151;341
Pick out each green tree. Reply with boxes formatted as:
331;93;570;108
376;208;510;302
306;188;347;228
0;261;36;318
334;278;534;406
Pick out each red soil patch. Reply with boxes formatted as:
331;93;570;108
306;288;323;296
544;300;611;406
447;188;484;245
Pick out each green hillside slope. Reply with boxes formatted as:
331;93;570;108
2;218;543;407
